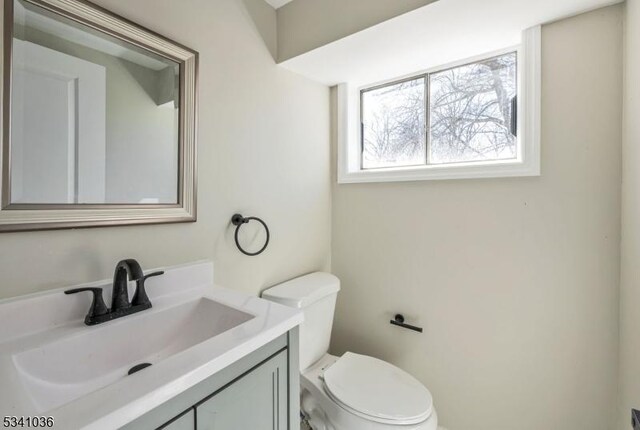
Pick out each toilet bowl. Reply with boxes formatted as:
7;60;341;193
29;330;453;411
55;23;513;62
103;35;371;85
262;273;439;430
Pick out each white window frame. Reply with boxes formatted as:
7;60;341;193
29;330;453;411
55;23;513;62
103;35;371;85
337;26;541;184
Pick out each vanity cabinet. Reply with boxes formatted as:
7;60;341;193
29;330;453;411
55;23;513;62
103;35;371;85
122;329;299;430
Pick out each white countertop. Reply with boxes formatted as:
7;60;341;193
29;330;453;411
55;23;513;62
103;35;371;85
0;261;303;429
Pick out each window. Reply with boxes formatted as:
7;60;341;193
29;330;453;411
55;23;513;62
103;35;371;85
429;53;517;165
361;52;517;169
361;77;426;169
338;26;540;183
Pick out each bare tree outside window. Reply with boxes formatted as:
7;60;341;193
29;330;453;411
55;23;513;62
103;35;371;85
361;77;426;169
429;52;517;164
360;51;518;170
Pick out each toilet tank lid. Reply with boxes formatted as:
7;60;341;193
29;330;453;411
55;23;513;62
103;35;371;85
262;272;340;308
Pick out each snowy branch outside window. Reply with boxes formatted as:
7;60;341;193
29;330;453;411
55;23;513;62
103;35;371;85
361;52;518;169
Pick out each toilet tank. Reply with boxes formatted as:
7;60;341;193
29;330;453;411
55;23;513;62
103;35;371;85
262;272;340;371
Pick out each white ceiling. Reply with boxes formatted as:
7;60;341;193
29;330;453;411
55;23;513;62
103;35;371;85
265;0;293;9
279;0;623;86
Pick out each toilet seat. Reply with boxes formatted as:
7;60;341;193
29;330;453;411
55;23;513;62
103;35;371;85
321;352;433;425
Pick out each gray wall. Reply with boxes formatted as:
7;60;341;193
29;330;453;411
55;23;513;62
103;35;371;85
330;6;622;430
276;0;439;61
619;0;640;428
0;0;331;299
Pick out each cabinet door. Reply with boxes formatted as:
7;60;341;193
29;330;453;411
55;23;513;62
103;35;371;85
161;410;195;430
196;350;288;430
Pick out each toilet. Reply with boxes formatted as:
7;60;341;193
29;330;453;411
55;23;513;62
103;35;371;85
262;272;439;430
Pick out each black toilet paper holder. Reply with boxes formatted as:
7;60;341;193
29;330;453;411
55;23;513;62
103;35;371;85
390;314;423;333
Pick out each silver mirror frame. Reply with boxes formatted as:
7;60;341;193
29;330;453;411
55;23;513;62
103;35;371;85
0;0;198;232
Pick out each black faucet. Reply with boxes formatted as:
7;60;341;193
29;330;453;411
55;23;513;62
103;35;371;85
65;259;164;326
112;259;144;311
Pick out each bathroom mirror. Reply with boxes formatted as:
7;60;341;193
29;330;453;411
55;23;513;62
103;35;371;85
0;0;198;231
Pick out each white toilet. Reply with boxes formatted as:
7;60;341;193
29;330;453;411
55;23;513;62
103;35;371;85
263;272;439;430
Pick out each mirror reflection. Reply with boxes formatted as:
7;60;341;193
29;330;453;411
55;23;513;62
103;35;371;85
9;0;180;205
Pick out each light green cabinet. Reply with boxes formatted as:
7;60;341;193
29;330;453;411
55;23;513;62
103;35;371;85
122;329;299;430
162;411;195;430
196;350;288;430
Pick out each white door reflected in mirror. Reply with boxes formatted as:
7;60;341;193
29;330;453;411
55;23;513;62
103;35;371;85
11;39;106;204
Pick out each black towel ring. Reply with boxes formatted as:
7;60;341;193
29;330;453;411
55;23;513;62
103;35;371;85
231;214;270;256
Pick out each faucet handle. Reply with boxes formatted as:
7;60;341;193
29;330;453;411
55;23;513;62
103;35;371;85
65;287;109;324
132;271;164;307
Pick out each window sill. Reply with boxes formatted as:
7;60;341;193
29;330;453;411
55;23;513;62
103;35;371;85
338;159;540;184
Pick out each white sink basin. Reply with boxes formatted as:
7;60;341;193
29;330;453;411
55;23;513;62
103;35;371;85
0;261;303;430
13;298;253;413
